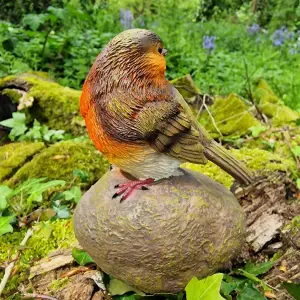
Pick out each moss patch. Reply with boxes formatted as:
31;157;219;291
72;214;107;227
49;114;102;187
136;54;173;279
255;79;299;126
183;147;295;188
0;74;85;136
199;94;260;138
8;139;109;187
170;74;200;103
0;219;76;295
0;142;45;182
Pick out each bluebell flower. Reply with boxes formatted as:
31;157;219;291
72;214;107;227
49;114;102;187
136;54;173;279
289;48;297;55
272;27;286;46
247;24;260;35
120;9;133;29
203;35;216;52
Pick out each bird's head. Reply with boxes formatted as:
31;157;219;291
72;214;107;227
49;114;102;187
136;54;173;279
96;29;168;87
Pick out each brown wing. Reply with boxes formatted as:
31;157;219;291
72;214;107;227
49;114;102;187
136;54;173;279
134;100;207;164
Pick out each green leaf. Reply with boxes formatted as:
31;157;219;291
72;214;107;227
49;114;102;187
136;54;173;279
296;179;300;190
249;125;267;137
73;169;89;182
0;118;14;128
53;206;70;219
281;282;300;300
108;279;140;296
0;215;14;236
221;281;236;299
185;274;225;300
237;269;270;291
22;13;48;31
72;248;94;266
112;295;136;300
292;146;300;157
62;186;81;203
26;180;66;204
244;261;274;276
0;185;13;211
237;286;266;300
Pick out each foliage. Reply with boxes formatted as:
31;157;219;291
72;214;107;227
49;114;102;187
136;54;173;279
0;1;300;111
0;112;69;142
71;248;94;266
185;273;225;300
281;282;300;300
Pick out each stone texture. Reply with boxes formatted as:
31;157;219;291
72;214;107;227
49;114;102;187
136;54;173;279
74;168;245;293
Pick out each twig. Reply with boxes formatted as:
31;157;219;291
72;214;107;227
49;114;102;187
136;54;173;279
0;228;33;296
196;94;206;119
22;293;58;300
203;102;224;142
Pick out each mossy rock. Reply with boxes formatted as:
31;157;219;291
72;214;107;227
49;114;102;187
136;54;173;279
184;147;295;188
0;73;84;136
255;79;299;127
74;168;245;293
8;139;109;186
0;142;45;182
170;74;200;104
199;94;260;138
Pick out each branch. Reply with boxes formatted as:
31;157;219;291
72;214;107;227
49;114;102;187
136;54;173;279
0;228;33;296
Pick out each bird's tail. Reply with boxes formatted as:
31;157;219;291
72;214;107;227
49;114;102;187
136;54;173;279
204;140;253;185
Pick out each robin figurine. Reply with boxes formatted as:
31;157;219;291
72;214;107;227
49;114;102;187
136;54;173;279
80;29;252;201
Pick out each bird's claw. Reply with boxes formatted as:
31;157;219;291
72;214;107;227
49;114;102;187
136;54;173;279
112;178;154;202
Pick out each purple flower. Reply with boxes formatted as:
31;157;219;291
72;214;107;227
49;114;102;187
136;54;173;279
271;26;296;46
203;35;216;52
289;48;297;55
247;24;260;36
120;9;133;29
272;27;286;46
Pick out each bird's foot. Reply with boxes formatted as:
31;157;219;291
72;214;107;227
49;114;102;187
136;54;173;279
112;178;155;202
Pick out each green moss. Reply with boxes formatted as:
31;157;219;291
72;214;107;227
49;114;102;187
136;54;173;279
170;74;200;103
183;147;295;188
0;142;45;183
0;74;85;136
1;89;22;103
8;139;109;187
283;216;300;234
255;79;299;126
0;219;76;295
199;94;260;138
49;277;70;291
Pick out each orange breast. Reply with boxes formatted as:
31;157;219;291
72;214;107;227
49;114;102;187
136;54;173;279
85;104;146;165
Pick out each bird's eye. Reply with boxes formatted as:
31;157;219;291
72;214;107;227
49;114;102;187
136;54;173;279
158;47;163;54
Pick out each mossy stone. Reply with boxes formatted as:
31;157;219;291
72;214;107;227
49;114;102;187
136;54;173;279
184;147;295;188
255;79;299;126
74;168;245;293
0;142;45;182
170;74;200;103
0;74;84;136
199;94;260;138
8;139;109;186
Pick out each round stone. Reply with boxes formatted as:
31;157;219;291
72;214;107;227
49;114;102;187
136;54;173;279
74;168;245;293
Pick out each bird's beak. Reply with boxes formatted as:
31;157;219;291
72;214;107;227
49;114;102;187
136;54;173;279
162;48;168;56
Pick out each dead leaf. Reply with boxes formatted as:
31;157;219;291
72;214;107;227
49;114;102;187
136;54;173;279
264;290;276;298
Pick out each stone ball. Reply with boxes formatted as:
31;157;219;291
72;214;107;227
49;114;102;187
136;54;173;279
74;168;245;293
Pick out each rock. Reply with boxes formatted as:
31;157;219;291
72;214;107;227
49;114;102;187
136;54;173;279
0;142;45;182
74;168;245;293
255;79;300;126
7;139;109;186
199;94;261;138
0;73;84;136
